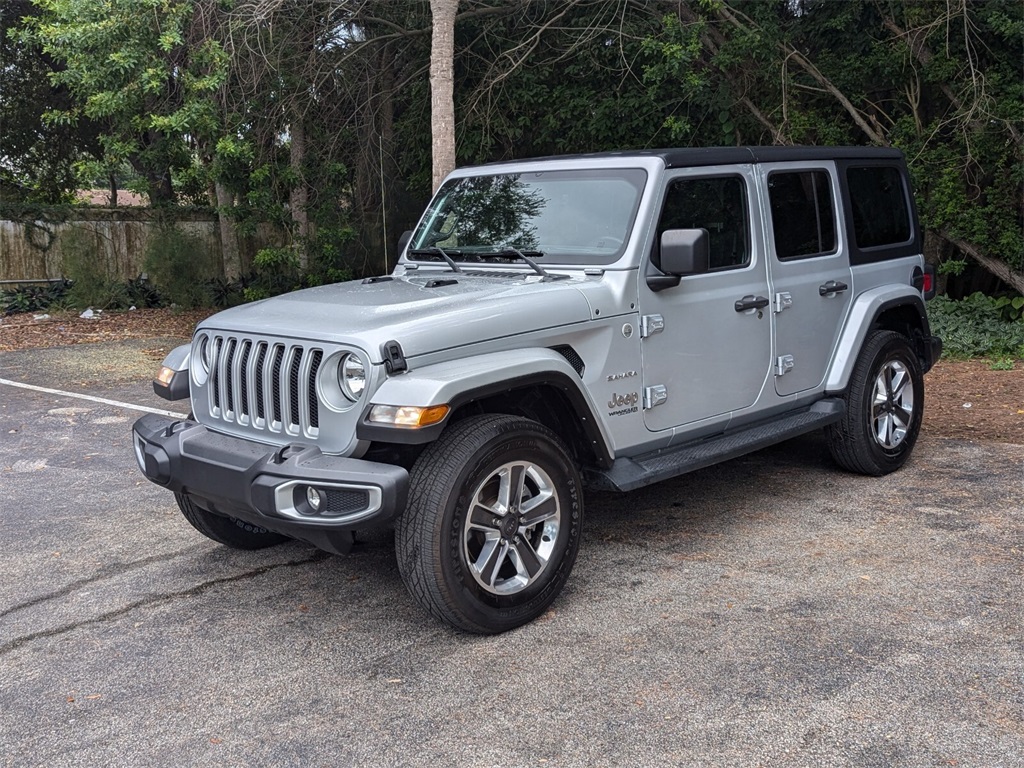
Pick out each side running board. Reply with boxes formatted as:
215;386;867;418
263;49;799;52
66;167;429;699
586;399;845;492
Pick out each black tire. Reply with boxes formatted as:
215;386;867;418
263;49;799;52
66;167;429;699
175;492;288;550
827;330;924;476
396;414;583;634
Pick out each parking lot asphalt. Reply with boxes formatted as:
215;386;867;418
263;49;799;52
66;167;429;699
0;341;1022;767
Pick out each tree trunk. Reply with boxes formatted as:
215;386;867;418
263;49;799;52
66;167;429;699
429;0;458;192
215;181;241;280
289;119;310;271
941;232;1024;295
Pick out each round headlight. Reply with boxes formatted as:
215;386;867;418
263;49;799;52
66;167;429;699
196;335;212;374
191;334;212;385
340;354;366;401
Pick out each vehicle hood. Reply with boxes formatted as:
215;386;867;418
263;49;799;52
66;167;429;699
197;272;596;362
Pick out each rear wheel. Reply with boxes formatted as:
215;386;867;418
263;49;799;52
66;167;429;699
396;414;583;634
175;493;288;550
827;330;924;476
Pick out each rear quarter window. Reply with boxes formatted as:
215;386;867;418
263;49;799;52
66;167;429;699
846;166;912;248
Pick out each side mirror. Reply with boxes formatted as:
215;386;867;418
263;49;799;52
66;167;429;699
397;230;413;257
647;228;709;293
661;228;709;276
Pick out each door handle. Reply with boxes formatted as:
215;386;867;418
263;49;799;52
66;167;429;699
734;295;770;312
819;280;849;296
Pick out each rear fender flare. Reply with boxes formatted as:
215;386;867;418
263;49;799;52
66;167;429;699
825;286;928;393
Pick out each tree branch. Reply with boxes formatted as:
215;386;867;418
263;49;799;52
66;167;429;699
941;231;1024;294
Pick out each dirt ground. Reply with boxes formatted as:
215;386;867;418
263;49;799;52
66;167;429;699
1;307;1021;444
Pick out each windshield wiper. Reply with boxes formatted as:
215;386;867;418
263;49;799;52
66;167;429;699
476;246;567;281
407;246;463;273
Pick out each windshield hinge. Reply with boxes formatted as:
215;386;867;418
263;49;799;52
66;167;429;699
382;340;408;375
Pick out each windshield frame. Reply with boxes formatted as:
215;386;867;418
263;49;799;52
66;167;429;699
406;166;650;268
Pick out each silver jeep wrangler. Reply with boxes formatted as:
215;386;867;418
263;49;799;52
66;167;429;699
133;147;941;633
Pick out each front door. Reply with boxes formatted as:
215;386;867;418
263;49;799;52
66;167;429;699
640;166;773;433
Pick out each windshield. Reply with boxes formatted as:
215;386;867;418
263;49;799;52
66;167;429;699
409;168;648;265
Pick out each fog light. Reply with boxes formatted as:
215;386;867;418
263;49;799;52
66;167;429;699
306;486;324;512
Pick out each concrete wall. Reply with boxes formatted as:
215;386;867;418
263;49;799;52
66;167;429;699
0;208;282;283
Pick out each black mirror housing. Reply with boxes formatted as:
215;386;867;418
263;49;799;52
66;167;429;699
660;228;710;276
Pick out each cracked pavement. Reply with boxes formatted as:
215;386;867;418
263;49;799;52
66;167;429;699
0;342;1022;767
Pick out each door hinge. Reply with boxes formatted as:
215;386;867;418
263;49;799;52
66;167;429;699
640;314;665;338
644;385;668;409
774;292;793;313
775;355;795;376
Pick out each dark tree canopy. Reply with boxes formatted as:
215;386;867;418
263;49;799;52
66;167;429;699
2;0;1020;291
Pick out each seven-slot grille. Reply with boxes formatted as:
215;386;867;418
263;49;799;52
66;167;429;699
204;335;323;437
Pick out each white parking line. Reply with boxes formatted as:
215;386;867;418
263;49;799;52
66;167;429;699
0;378;188;419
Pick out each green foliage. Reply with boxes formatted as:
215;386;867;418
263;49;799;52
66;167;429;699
994;295;1024;322
10;0;1021;296
0;0;103;202
242;246;302;302
1;280;70;315
938;259;968;277
1;275;164;315
18;0;229;203
60;227;128;309
142;226;217;308
123;276;164;309
927;294;1024;360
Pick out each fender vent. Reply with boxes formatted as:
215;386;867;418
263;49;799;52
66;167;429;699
551;345;585;377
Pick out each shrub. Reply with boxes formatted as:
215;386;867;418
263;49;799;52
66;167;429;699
1;280;70;315
242;245;302;302
927;293;1024;360
61;227;128;310
143;226;218;308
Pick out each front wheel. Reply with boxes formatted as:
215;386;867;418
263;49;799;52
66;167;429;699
826;330;924;476
396;414;583;634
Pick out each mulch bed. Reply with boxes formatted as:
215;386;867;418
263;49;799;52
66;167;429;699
0;308;214;353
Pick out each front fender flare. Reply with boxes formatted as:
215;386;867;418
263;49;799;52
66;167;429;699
356;348;613;466
154;343;191;401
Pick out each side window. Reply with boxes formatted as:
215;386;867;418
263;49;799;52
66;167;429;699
768;170;837;260
656;175;750;270
846;166;911;248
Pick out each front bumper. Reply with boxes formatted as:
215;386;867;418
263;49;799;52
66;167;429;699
132;414;408;554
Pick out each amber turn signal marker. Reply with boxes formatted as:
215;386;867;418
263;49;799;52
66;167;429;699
368;404;450;428
155;366;176;386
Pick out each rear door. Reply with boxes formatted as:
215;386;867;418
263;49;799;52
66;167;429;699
760;162;853;397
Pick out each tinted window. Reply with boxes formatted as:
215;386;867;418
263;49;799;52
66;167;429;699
768;170;836;259
656;176;749;270
846;166;911;248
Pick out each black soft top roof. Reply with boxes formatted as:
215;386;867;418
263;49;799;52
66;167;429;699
498;146;905;169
